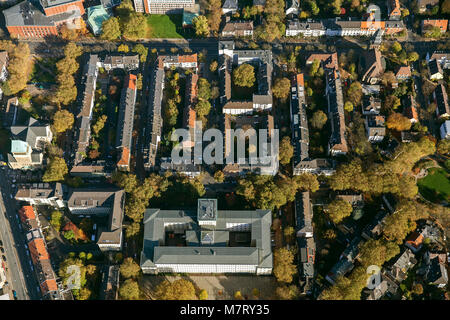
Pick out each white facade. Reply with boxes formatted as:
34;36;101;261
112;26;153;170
155;263;258;273
440;120;450;139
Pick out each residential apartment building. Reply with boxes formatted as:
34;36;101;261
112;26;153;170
26;228;61;299
285;18;405;37
3;0;85;38
365;115;386;142
427;52;450;69
15;183;65;208
66;188;125;251
73;54;99;166
434;84;450;118
219;42;273;115
295;192;316;294
133;0;195;14
325;68;348;156
417;0;439;13
403;95;419;123
360;48;384;85
428;59;444;80
387;0;401;20
0;51;8;82
143;54;197;170
8;117;53;170
221;20;254;38
140;199;273;275
422;19;448;34
223;114;279;176
116;74;137;171
440;120;450;139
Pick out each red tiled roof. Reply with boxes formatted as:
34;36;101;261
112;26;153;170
28;238;49;265
19;206;36;221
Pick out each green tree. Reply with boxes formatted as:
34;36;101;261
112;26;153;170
346;81;363;107
52;110;74;133
273;248;296;283
63;230;75;240
275;285;300;300
214;170;225;183
194;100;211;118
155;279;197;300
437;139;450;155
118;44;129;53
233;64;255;87
279;136;294;165
43;157;68;182
101;17;121;40
311;110;328;129
209;60;218;72
132;44;148;63
119;279;140;300
272;77;291;101
293;174;319;193
199;289;208;300
126;222;141;238
344;101;354;112
120;258;141;279
193;15;210;37
50;211;62;230
386;113;412;131
197;78;211;101
327;199;353;224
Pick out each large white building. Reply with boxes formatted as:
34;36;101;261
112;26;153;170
133;0;195;14
140;199;273;275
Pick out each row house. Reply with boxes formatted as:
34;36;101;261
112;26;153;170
143;54;197;171
116;74;137;171
295;192;316;294
403;95;419;124
285;18;405;37
325;68;348;156
3;0;84;38
26;227;61;299
433;84;450;118
71;54;139;172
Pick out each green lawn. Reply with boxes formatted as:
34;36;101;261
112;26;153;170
418;167;450;203
146;14;184;39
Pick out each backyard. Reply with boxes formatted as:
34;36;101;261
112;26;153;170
146;14;184;39
418;167;450;203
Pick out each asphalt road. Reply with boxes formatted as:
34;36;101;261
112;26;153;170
0;167;41;300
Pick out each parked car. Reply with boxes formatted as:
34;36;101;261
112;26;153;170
12;290;17;300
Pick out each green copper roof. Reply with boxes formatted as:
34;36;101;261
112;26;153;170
87;5;111;36
11;140;28;153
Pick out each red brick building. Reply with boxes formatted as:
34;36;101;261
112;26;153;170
3;0;84;39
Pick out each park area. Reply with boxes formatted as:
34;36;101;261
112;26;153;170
146;14;184;39
418;167;450;203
